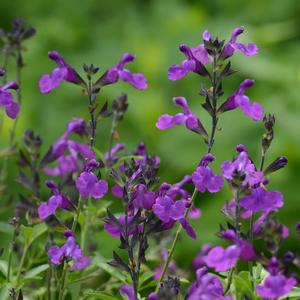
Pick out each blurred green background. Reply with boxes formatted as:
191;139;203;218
0;0;300;269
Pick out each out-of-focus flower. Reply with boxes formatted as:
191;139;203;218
156;97;208;140
39;51;85;93
48;230;90;271
0;80;19;119
99;53;147;90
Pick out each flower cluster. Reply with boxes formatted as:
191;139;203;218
48;230;90;271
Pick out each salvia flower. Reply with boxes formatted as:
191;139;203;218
104;215;135;238
219;79;264;121
156;97;208;140
256;257;296;299
38;180;70;220
187;267;232;300
168;39;209;81
75;159;108;199
120;284;136;300
39;51;85;93
48;230;90;271
240;187;283;213
222;26;259;58
221;148;264;187
0;80;19;119
203;245;240;272
192;154;224;193
99;53;147;90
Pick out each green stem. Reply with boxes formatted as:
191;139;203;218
154;188;198;293
154;53;220;292
58;195;83;300
7;224;19;282
15;245;28;286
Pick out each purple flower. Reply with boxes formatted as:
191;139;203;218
221;149;264;187
100;53;147;90
156;97;208;138
132;184;156;209
38;180;70;220
104;143;125;164
192;154;224;193
168;41;209;81
153;196;187;223
192;245;212;270
240;187;283;213
219;79;264;121
256;274;296;299
76;171;108;199
187;267;232;300
120;284;136;300
0;81;19;119
48;231;90;271
39;51;85;93
43;155;77;177
203;245;240;272
222;26;259;58
148;293;158;300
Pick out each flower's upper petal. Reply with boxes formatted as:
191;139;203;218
119;69;147;90
156;113;186;130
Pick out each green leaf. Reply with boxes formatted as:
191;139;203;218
24;264;49;279
20;223;47;246
94;256;127;283
0;260;8;277
234;271;257;299
0;222;14;235
83;290;119;300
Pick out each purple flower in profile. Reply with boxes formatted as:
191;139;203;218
240;187;283;213
48;230;90;271
168;38;209;81
203;245;240;272
156;97;208;139
39;51;85;93
120;284;136;300
219;79;264;121
187;267;232;300
192;154;224;193
104;143;125;164
222;26;259;58
100;53;147;90
221;149;264;187
38;180;70;220
0;81;19;119
75;159;108;199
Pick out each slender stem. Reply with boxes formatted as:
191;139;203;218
224;267;234;295
50;264;56;300
87;78;96;148
7;224;19;282
155;188;198;293
234;189;240;238
58;196;83;300
16;245;28;285
155;53;220;292
248;149;266;288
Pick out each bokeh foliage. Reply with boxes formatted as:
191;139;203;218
0;0;300;269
